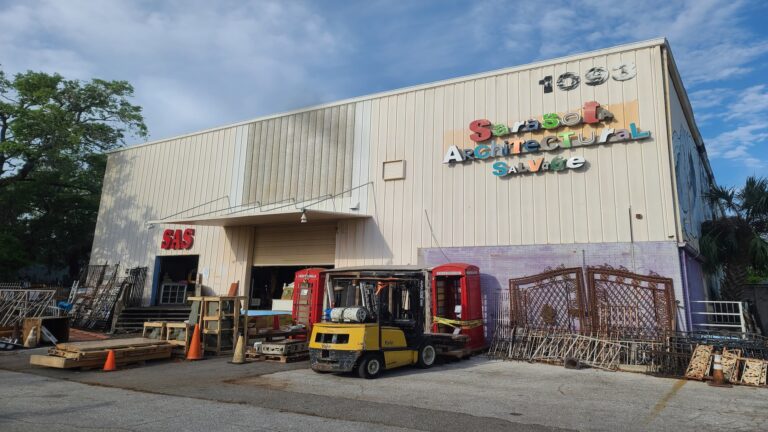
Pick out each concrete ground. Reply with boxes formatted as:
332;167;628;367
1;348;766;431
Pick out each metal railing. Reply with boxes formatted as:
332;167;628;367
692;301;748;334
0;288;65;326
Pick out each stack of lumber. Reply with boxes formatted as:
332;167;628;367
30;337;172;369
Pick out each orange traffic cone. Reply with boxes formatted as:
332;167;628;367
186;323;203;361
103;349;117;372
708;350;732;388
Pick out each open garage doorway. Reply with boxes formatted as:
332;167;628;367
250;223;337;309
152;255;199;306
250;266;306;310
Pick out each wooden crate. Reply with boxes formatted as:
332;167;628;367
165;322;190;355
142;322;167;340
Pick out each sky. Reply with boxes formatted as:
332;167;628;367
1;0;767;187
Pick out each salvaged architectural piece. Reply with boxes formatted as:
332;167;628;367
90;38;716;333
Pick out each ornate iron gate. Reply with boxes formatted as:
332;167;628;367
509;267;587;333
507;265;675;337
587;266;675;338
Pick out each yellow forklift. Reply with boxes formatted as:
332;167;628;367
308;266;467;378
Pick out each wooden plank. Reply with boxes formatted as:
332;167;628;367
31;345;173;369
30;354;81;368
54;337;170;352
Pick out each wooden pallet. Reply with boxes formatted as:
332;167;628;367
259;340;308;356
741;359;768;386
246;352;309;363
722;348;742;383
685;344;713;380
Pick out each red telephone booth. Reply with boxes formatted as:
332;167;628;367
431;263;485;351
292;268;327;334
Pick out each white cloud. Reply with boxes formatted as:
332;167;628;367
2;0;767;167
689;88;729;110
724;85;768;120
704;86;768;169
0;0;347;141
471;0;763;86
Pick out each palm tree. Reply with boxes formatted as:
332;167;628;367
701;176;768;300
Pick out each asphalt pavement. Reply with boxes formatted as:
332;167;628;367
1;348;766;431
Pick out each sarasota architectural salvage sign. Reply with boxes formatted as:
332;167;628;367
442;101;651;177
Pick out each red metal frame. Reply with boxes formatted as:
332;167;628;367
292;268;327;335
431;263;485;351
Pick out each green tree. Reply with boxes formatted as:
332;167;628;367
701;176;768;300
0;68;147;281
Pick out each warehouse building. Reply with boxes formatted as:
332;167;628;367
90;38;716;331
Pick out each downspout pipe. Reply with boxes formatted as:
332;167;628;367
679;249;693;332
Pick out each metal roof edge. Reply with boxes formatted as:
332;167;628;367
661;41;717;186
108;37;668;155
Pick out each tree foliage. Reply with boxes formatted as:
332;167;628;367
0;68;147;281
701;176;768;299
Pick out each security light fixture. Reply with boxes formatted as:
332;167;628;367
300;209;308;223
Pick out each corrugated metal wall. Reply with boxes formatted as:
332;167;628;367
337;45;676;266
243;105;357;205
90;125;254;301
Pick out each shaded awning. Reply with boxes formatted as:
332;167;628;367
148;209;369;227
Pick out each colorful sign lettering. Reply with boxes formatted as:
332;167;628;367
442;100;651;178
161;228;195;250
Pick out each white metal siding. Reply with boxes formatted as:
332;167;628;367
243;104;357;206
336;45;676;266
90;125;254;301
90;41;684;297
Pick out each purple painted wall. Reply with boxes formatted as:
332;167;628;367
681;250;709;328
420;241;689;335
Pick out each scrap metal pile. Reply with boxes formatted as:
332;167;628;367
489;326;768;377
68;264;147;331
0;288;61;327
68;264;121;329
486;265;768;384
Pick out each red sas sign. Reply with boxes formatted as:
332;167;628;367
161;228;195;250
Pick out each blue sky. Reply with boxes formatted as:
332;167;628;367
1;0;766;187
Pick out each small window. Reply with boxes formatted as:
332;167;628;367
383;160;406;181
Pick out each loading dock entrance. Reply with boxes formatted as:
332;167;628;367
249;266;304;309
249;223;337;310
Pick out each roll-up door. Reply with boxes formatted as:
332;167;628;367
252;223;336;265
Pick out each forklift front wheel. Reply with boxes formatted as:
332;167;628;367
417;344;436;368
357;354;383;379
